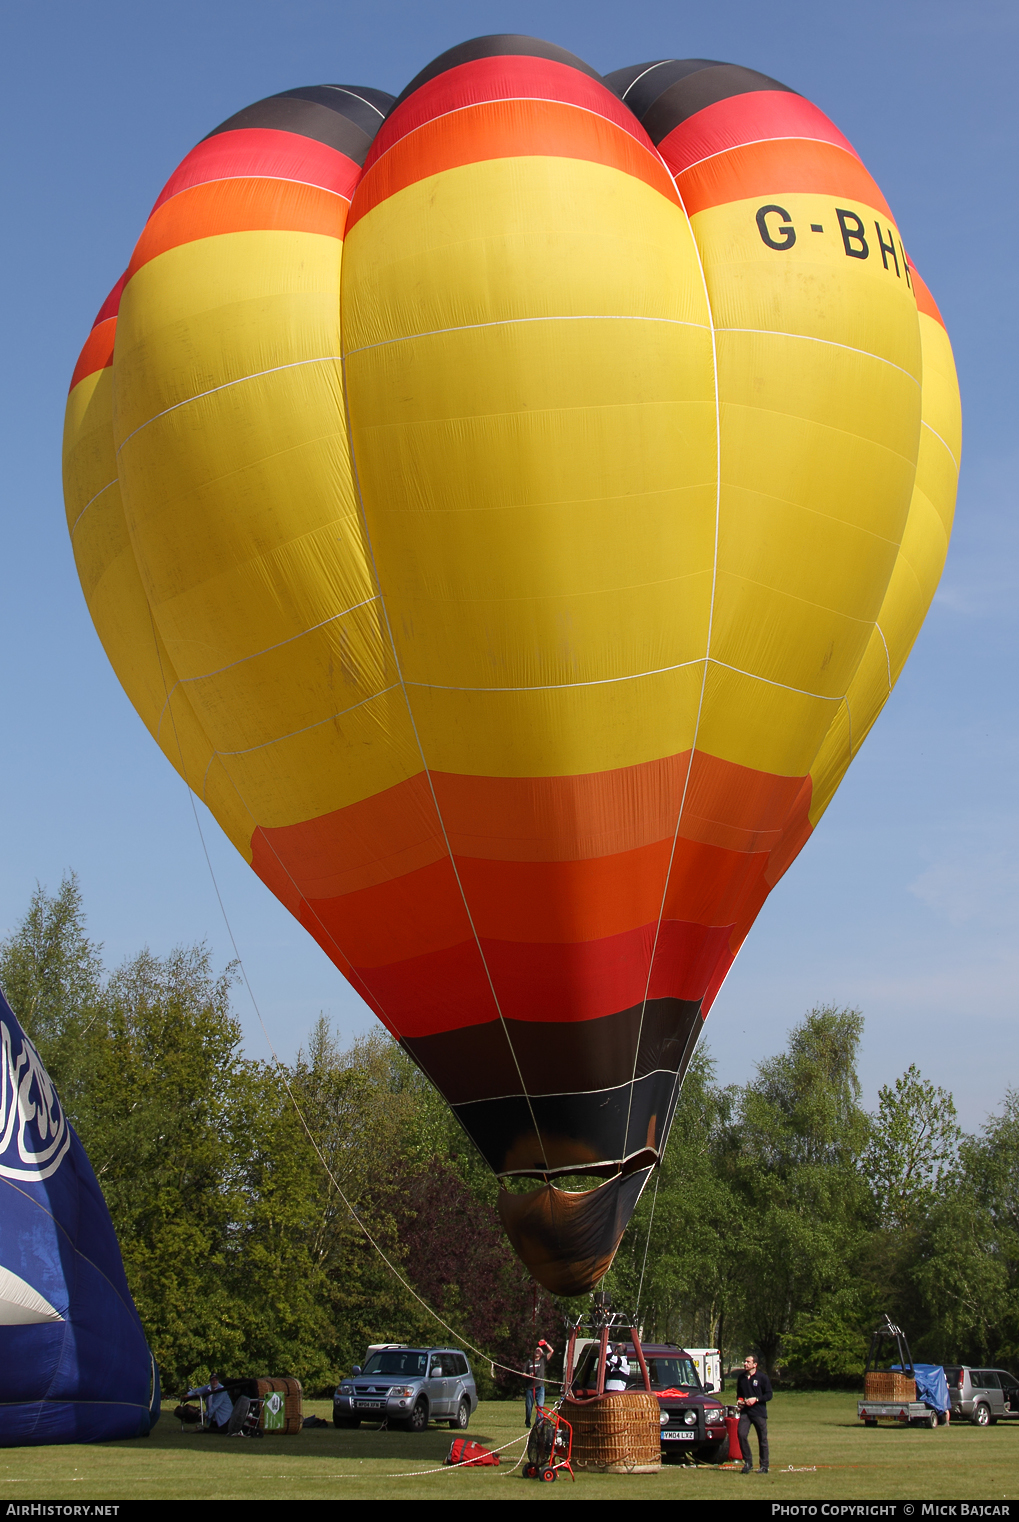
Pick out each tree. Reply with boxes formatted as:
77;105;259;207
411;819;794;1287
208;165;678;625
720;1006;871;1375
0;872;104;1092
864;1064;961;1230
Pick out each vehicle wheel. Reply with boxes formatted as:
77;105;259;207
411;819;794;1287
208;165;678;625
973;1402;991;1427
448;1398;470;1431
697;1437;730;1464
523;1463;538;1479
927;1413;937;1429
333;1416;361;1429
405;1399;429;1433
864;1418;877;1427
541;1467;557;1483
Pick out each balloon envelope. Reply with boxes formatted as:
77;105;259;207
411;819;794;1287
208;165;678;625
63;41;960;1293
0;990;158;1443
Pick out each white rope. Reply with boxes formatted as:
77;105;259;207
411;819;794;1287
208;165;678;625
635;1166;661;1323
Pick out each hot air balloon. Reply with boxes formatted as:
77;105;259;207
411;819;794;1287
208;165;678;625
62;38;960;1296
0;988;159;1443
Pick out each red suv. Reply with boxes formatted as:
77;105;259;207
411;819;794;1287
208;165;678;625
571;1342;729;1462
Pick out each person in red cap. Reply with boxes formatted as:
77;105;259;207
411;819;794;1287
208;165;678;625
525;1339;554;1425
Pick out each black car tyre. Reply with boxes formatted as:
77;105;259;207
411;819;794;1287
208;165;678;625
697;1437;729;1464
973;1402;991;1427
448;1398;470;1431
333;1416;361;1429
405;1398;429;1433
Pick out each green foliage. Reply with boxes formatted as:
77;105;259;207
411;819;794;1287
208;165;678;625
781;1288;873;1383
864;1063;961;1229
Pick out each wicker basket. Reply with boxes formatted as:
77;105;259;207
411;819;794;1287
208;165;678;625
254;1376;303;1435
864;1372;916;1402
562;1391;661;1473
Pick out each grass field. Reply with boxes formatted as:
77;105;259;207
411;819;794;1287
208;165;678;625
1;1392;1016;1501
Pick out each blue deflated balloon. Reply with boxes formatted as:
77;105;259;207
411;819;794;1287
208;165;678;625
0;987;158;1445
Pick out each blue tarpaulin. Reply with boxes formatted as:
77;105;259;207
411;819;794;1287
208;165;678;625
0;986;159;1445
893;1364;950;1412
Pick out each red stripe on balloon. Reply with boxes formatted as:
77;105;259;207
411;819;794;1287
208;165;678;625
657;89;860;177
150;127;361;212
366;54;651;171
93;272;128;327
346;918;737;1040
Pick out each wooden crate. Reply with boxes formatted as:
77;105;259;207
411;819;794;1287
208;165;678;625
864;1371;915;1402
254;1376;303;1435
562;1391;661;1473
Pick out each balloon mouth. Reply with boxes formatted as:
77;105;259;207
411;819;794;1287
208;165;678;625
498;1163;655;1296
498;1145;659;1184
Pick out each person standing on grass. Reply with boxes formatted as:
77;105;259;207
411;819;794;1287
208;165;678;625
525;1339;554;1425
736;1353;772;1473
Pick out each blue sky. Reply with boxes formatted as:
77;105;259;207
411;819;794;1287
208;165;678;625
2;0;1016;1128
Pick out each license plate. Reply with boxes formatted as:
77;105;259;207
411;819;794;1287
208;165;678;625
662;1431;696;1441
354;1400;384;1410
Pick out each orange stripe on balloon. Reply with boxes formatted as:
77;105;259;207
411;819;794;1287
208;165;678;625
68;316;116;393
911;266;947;329
295;829;782;970
348;96;678;230
250;751;811;898
671;135;894;222
127;176;348;277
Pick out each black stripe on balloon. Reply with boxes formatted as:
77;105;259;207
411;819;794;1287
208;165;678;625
606;58;797;144
402;996;701;1179
390;33;602;111
401;995;701;1105
205;84;396;164
452;1066;687;1179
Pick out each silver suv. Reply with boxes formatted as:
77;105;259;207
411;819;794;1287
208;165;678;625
334;1345;478;1433
945;1367;1019;1426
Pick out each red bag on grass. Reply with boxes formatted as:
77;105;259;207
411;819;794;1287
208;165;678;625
446;1438;500;1466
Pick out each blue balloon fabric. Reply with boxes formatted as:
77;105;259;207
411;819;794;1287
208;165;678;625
0;987;158;1445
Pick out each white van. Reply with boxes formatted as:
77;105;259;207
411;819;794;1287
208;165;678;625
683;1348;723;1392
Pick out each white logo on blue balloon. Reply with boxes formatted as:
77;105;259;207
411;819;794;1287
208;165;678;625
0;1021;71;1181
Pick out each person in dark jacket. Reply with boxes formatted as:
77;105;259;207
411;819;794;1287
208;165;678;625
736;1354;772;1472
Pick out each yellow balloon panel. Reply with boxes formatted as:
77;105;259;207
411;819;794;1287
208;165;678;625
340;156;713;350
808;292;961;824
404;663;706;779
694;195;922;378
343;155;717;773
